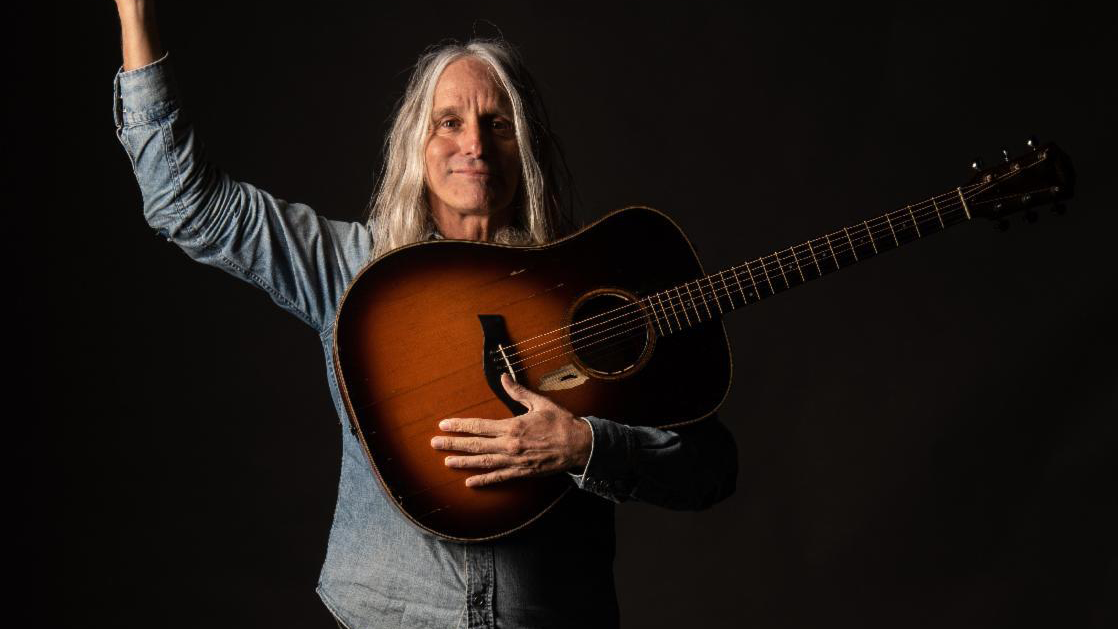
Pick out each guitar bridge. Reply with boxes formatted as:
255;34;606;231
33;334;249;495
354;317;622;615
477;314;528;415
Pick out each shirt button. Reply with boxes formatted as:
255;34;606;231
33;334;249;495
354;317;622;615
472;593;484;606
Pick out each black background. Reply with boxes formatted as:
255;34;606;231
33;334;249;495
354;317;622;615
51;1;1115;627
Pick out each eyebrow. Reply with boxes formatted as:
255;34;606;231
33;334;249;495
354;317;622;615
431;105;512;120
432;106;459;120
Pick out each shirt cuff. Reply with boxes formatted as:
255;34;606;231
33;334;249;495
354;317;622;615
113;51;176;128
567;415;634;501
567;417;595;482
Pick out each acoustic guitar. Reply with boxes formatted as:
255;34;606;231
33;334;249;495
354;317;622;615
332;140;1075;541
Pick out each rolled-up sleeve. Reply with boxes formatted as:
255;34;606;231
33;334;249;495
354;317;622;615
569;414;738;510
112;52;372;333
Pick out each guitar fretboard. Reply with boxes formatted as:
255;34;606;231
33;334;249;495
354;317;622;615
640;186;976;336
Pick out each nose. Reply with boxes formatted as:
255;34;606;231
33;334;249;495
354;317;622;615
460;119;489;158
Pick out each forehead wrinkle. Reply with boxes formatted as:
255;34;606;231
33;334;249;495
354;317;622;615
431;59;513;118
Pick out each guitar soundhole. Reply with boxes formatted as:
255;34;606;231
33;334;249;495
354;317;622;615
569;290;653;377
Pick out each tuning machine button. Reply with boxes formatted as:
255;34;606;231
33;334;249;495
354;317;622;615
1026;136;1039;151
995;219;1010;232
971;157;984;171
1002;148;1011;163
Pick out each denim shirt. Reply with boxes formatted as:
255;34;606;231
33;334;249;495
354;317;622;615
112;52;738;629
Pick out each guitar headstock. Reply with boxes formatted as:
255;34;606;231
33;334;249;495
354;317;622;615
963;139;1076;225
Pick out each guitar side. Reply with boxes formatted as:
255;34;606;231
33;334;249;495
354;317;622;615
332;206;733;541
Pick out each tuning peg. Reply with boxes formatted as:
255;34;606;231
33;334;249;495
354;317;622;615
1050;203;1067;216
1002;148;1011;163
1024;210;1038;223
971;157;984;171
995;219;1010;231
1026;136;1039;151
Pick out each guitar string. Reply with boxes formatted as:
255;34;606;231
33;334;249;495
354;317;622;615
513;203;975;374
507;182;1047;374
503;192;979;373
497;167;1037;370
495;179;991;359
497;178;1011;365
522;150;1043;359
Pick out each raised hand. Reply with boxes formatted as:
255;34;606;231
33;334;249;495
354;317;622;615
115;0;164;70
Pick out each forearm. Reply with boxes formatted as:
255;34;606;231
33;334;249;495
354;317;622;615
112;54;370;332
570;414;738;510
116;0;164;71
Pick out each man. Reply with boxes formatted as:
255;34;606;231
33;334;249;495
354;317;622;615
113;1;738;626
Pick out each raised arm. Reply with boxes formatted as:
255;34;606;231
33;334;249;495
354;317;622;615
115;0;163;71
111;1;372;333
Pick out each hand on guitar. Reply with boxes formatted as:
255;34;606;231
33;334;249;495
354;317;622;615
431;373;593;487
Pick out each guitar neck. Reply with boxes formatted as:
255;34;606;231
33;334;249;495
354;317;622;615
642;185;977;335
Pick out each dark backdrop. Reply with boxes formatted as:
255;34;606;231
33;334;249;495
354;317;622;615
51;1;1115;627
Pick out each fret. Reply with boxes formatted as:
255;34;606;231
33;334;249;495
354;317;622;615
773;252;789;289
711;274;725;314
695;278;712;319
789;245;811;283
687;280;705;322
824;233;841;270
931;196;946;229
907;204;922;238
851;224;871;260
730;265;750;304
661;289;679;330
746;261;773;299
896;207;920;243
653;297;668;336
768;253;789;292
713;272;729;313
885;213;899;247
744;262;765;300
678;285;695;326
843;227;858;261
791;246;806;283
644;297;665;337
806;240;823;275
657;291;679;332
678;284;696;325
863;220;879;254
699;276;715;318
956;187;972;220
685;279;702;321
652;291;667;333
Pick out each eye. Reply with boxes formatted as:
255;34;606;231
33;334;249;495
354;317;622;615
491;118;515;135
439;118;460;129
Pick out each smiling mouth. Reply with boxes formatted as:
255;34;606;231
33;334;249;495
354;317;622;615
453;170;498;181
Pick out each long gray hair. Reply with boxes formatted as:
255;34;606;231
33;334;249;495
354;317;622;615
365;38;576;260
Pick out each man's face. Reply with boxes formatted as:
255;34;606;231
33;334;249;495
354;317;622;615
424;57;522;221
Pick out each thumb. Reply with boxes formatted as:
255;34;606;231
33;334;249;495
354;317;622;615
501;372;538;410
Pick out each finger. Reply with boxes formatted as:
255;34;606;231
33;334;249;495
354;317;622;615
444;453;513;469
438;417;506;437
430;436;501;453
501;372;542;409
466;466;536;488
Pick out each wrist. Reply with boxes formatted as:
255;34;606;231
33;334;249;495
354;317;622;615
569;416;593;471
